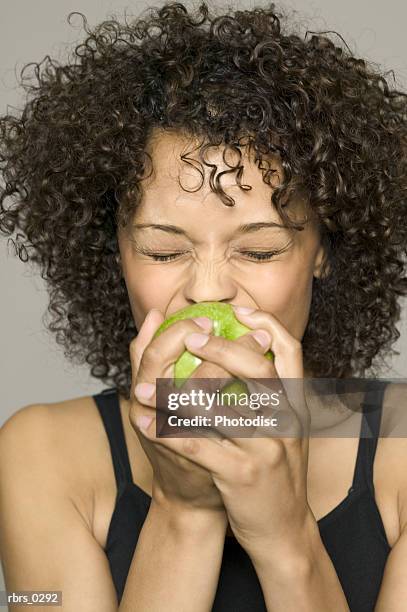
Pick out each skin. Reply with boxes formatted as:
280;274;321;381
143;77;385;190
116;127;354;608
118;127;350;429
115;127;340;515
117;126;331;496
118;128;328;346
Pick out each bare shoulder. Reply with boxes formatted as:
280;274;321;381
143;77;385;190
377;381;407;534
0;393;106;468
0;391;148;550
0;398;121;607
380;380;407;438
0;393;115;533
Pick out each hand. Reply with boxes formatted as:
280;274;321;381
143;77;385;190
128;309;222;516
134;306;314;563
129;307;271;520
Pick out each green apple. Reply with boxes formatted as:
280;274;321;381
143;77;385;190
153;302;274;389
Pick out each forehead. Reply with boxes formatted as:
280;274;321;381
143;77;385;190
136;128;301;223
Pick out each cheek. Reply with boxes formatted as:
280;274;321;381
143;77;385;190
122;263;174;328
255;263;314;336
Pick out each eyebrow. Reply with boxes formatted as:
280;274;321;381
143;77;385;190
132;221;286;236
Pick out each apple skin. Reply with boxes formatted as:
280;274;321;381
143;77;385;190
153;302;274;388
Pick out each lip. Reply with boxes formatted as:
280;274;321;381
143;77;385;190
164;303;255;318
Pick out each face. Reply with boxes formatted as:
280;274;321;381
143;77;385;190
117;129;327;355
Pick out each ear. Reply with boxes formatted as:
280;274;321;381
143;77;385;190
313;243;330;279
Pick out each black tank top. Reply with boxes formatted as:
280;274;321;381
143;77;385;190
92;380;391;611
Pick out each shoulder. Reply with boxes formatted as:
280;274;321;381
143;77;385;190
0;393;103;465
379;381;407;534
0;393;114;531
381;380;407;438
0;398;121;604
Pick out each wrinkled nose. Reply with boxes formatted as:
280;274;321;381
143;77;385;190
182;262;237;304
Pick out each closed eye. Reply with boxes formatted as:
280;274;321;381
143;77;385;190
240;250;284;261
137;249;285;262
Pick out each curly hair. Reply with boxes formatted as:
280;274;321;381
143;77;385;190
1;1;406;399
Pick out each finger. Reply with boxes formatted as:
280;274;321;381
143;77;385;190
129;308;190;441
128;309;166;435
130;309;165;383
155;331;276;432
179;329;266;401
182;331;275;382
135;414;240;479
142;329;263;425
231;306;304;379
186;327;270;380
179;344;302;446
231;306;308;429
178;329;274;421
131;316;215;425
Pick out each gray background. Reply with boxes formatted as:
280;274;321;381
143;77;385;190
1;0;407;595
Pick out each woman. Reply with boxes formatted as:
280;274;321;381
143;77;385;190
0;2;406;610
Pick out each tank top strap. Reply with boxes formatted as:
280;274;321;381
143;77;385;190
92;387;134;492
351;379;389;494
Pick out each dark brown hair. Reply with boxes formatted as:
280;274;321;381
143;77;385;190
1;1;406;398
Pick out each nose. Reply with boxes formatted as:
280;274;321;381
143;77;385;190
182;262;237;305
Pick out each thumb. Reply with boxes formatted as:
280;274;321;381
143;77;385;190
130;308;165;381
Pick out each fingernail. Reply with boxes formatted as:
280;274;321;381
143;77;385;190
135;382;156;399
185;332;210;349
233;305;255;315
251;330;271;350
192;317;213;332
135;415;154;431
